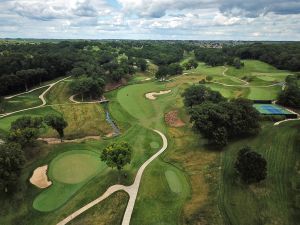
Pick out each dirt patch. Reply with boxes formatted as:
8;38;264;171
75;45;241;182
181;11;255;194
145;90;171;100
105;78;127;92
165;110;185;127
30;165;52;188
38;136;101;144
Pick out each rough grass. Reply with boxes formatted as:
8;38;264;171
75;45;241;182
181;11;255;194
218;121;300;225
45;80;73;104
69;191;129;225
46;104;113;139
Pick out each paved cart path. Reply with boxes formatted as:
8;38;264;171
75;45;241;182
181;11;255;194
0;76;71;118
56;129;168;225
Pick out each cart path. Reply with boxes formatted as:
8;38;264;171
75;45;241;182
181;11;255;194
0;76;71;118
222;66;249;85
56;129;168;225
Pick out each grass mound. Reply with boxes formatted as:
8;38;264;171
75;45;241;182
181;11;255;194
165;170;182;193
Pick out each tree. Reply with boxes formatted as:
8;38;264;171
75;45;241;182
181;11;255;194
136;58;148;72
183;59;198;70
7;128;39;148
182;85;225;108
0;142;25;193
155;66;169;81
235;147;267;184
277;76;300;108
70;76;105;101
44;114;68;142
101;141;132;182
189;99;260;146
10;116;43;131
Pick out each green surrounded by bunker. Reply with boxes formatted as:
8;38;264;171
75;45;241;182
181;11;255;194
33;150;106;212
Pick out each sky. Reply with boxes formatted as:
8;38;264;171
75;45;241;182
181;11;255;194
0;0;300;40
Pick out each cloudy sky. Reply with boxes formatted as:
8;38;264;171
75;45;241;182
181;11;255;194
0;0;300;40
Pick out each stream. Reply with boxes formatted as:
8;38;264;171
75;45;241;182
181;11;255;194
102;102;121;136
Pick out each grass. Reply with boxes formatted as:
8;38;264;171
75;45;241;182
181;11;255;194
69;191;129;225
0;58;298;225
45;80;73;104
218;121;300;225
33;150;106;212
47;104;113;139
247;86;281;100
1;87;47;113
0;106;59;135
226;60;289;85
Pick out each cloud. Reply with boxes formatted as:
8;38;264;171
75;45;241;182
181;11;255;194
0;0;299;40
10;0;112;21
117;0;300;18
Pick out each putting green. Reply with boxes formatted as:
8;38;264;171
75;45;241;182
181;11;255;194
50;151;101;184
165;170;182;193
33;150;106;212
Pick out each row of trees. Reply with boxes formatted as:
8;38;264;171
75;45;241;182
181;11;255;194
0;114;68;193
194;42;300;71
0;41;149;97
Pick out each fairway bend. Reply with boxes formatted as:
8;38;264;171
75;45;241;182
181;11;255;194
56;130;168;225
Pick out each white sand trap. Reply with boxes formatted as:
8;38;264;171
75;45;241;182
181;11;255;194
30;165;52;188
145;90;171;100
143;78;151;81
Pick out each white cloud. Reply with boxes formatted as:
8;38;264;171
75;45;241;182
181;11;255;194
0;0;299;40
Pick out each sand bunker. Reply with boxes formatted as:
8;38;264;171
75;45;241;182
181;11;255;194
145;90;171;100
38;136;101;144
30;165;52;189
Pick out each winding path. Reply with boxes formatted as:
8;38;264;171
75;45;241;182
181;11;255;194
0;76;71;118
222;66;249;85
56;129;168;225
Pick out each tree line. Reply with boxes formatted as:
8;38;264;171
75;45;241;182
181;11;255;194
194;42;300;71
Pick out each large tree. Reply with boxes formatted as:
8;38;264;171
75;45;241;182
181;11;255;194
0;142;25;193
70;76;105;101
44;114;68;142
277;75;300;108
235;147;267;184
182;85;225;108
7;128;39;148
101;141;132;182
10;116;43;131
189;99;260;146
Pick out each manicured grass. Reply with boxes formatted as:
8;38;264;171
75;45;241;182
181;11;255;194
218;121;300;225
50;150;105;184
226;60;289;85
1;87;47;113
205;83;248;99
0;106;59;134
247;86;281;100
165;169;183;193
33;150;106;212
